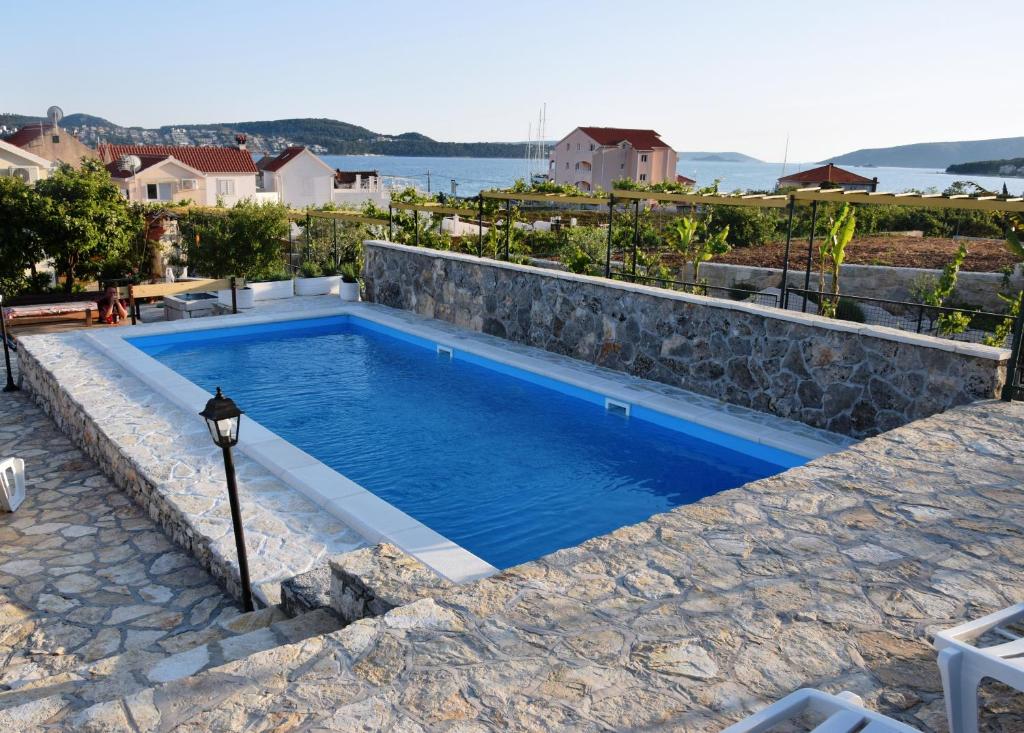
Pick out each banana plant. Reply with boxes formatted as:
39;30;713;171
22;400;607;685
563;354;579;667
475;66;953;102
817;204;856;318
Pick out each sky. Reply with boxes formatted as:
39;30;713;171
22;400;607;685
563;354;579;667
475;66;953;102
3;0;1022;162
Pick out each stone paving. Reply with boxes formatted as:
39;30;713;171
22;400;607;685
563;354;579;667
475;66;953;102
72;398;1024;732
16;317;366;605
0;382;240;695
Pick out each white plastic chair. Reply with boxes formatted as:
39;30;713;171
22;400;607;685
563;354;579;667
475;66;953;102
0;457;25;512
721;688;921;733
934;602;1024;733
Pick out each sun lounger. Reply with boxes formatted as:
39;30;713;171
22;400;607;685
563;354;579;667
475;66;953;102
721;688;921;733
2;301;94;327
934;602;1024;733
0;457;25;512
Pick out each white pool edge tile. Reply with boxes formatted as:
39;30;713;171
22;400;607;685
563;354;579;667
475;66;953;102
83;296;845;583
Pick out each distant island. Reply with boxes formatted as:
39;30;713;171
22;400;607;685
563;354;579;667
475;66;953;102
826;136;1024;168
677;151;761;163
946;158;1024;178
0;113;534;158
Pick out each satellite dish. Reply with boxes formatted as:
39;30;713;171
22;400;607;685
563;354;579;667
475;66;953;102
118;155;142;175
46;106;64;128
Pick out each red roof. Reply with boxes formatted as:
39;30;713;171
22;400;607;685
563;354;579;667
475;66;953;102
778;163;874;185
676;174;696;185
104;155;173;178
258;146;306;172
3;123;49;147
98;144;257;174
578;127;670;150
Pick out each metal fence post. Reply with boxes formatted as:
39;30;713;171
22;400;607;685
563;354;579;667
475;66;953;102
801;200;818;313
230;276;238;314
477;194;484;257
414;209;420;247
1001;301;1024;401
332;218;338;268
779;196;796;310
505;199;512;260
288;223;294;271
604;194;615;278
632;198;640;277
388;205;394;241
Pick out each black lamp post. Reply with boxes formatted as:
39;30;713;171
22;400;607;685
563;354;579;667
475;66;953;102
0;295;18;393
199;387;253;612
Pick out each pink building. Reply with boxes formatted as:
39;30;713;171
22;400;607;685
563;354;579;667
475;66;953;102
548;127;679;192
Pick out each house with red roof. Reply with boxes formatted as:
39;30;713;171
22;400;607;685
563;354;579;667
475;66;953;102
777;163;878;192
548;127;679;192
257;146;336;208
97;138;263;205
2;121;97;170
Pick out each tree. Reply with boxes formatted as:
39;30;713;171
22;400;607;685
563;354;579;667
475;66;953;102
33;160;139;293
179;200;290;279
0;176;45;294
667;216;730;286
818;204;856;318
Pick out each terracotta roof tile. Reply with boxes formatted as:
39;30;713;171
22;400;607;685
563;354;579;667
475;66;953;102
578;127;670;150
778;163;874;185
97;144;257;174
259;146;306;172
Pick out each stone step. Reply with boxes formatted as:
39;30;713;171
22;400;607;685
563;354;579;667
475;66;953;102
69;620;339;732
0;605;286;709
0;607;337;729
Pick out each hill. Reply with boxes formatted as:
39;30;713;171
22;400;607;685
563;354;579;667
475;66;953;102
946;158;1024;177
2;112;532;158
828;137;1024;168
677;151;761;163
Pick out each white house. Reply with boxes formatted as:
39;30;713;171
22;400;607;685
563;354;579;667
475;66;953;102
104;155;209;203
0;139;53;183
258;146;335;208
98;142;262;206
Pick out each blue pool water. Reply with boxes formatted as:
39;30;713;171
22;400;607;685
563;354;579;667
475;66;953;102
131;316;802;569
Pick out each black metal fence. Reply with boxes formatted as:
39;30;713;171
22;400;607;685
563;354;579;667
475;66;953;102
785;288;1012;346
613;272;780;307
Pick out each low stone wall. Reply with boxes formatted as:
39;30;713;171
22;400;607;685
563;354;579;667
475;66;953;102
364;241;1009;438
697;261;1023;313
15;342;247;602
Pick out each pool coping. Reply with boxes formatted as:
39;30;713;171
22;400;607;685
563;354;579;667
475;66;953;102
82;300;851;583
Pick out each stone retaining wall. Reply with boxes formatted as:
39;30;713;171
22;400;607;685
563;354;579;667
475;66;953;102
364;241;1009;438
15;342;248;602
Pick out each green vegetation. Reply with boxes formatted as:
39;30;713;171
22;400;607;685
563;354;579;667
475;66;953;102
984;217;1024;347
179;200;290;280
946;158;1024;177
31;161;142;293
910;241;971;335
818;204;856;318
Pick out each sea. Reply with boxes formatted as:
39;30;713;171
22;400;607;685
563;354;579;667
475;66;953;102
321;154;1022;198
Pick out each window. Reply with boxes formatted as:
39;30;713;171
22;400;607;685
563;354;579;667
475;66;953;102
589;143;595;151
641;154;648;163
639;174;647;182
620;163;625;169
216;179;235;196
565;162;569;169
576;143;580;150
575;163;579;170
566;143;570;150
146;183;159;200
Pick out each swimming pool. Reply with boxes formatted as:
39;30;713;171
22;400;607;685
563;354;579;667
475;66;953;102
130;314;804;570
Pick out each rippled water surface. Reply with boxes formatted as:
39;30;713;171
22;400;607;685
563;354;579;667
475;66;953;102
136;317;797;568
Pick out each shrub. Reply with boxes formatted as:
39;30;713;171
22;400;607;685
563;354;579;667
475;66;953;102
179;200;289;279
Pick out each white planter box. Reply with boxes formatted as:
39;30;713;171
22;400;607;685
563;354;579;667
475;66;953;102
216;287;255;309
295;275;341;296
249;279;295;301
339;281;360;302
236;287;255;309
